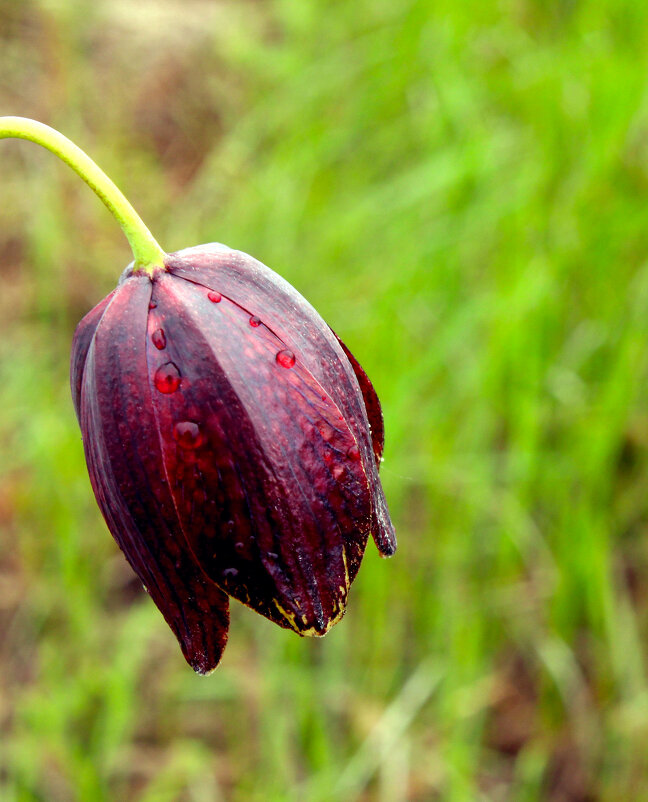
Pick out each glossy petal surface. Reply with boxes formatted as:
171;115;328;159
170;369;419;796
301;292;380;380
72;278;229;674
165;244;397;557
145;272;372;634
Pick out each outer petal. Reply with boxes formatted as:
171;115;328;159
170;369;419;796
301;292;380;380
71;289;116;417
145;272;372;635
72;276;230;674
164;245;397;558
332;332;384;465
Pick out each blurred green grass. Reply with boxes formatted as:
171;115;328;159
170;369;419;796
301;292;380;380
2;0;648;799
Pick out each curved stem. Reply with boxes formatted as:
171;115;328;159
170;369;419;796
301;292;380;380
0;116;165;275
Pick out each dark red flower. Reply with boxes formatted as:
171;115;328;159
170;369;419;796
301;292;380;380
71;243;396;674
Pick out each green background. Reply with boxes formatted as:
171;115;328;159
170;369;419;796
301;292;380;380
2;1;648;799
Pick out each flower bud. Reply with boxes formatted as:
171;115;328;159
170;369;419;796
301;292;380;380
71;244;396;673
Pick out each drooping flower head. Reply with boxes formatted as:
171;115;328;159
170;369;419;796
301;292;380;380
0;117;395;673
72;244;396;673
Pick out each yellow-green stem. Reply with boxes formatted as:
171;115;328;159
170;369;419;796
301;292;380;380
0;116;165;275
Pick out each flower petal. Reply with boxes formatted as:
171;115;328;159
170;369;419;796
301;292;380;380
147;272;373;635
331;331;384;465
165;245;397;558
73;276;230;674
70;289;115;417
329;331;396;557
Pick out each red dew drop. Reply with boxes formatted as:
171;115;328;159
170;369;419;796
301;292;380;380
249;315;261;327
154;362;181;394
332;465;346;480
276;349;296;368
323;450;334;463
208;291;222;303
149;301;157;309
173;421;203;449
152;328;166;350
347;444;361;461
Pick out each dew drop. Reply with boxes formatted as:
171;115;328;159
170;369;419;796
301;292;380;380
347;444;360;461
173;421;203;449
149;301;157;310
152;328;166;350
154;362;181;393
267;552;278;560
222;567;239;578
276;349;296;369
235;541;244;551
323;450;333;464
249;315;261;327
208;291;222;303
332;465;346;480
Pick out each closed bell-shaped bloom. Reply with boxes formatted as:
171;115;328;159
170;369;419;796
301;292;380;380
0;117;396;674
72;244;396;673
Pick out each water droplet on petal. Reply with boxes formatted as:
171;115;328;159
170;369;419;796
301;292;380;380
347;445;360;461
276;349;296;368
267;552;278;560
222;567;239;578
152;328;166;350
173;420;203;449
208;291;222;303
173;421;203;449
154;362;181;393
249;315;261;327
332;465;346;480
323;450;333;464
235;541;244;551
149;301;157;309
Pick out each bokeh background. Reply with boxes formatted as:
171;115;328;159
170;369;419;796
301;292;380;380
2;1;648;800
